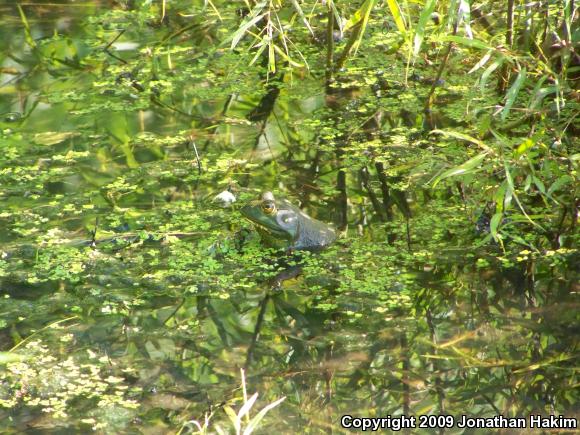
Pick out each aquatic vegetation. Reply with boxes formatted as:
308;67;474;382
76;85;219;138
0;0;577;432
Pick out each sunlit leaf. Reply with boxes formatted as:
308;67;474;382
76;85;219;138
17;4;36;48
501;68;527;121
432;152;488;187
229;12;267;49
490;212;503;241
413;0;436;56
514;138;534;157
443;35;492;50
468;50;493;74
431;129;494;153
0;352;25;364
272;43;304;67
243;396;286;435
237;393;258;421
479;58;504;90
458;0;473;38
386;0;406;34
289;0;315;36
224;405;241;434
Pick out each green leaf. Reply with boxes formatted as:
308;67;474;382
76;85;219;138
443;35;493;50
0;352;26;364
224;405;241;435
468;50;493;74
17;4;36;49
229;12;267;49
432;152;488;187
529;86;558;109
345;0;371;30
249;39;268;66
490;212;503;241
501;68;527;121
547;175;573;196
290;0;315;36
268;40;276;73
237;393;258;421
532;176;546;195
480;58;504;90
494;180;507;212
413;0;436;56
243;396;286;435
431;129;494;153
514;138;535;157
343;0;376;56
386;0;407;34
272;43;303;67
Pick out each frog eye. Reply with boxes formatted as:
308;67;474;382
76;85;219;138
261;201;276;215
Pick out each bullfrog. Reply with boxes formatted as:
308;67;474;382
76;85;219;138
240;192;336;251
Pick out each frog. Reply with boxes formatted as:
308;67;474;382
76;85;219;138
240;192;336;251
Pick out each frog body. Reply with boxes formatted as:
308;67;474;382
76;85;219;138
240;192;336;251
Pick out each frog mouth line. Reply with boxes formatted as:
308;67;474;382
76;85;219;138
249;222;288;237
242;217;290;238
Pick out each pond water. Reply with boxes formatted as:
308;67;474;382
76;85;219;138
0;1;578;433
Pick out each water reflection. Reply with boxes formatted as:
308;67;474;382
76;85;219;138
0;1;577;433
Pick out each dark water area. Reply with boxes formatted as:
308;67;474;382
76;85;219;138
0;1;578;433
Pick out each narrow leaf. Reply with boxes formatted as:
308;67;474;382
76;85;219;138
223;406;241;435
432;152;488;187
532;176;546;195
443;35;492;50
272;43;304;67
514;138;534;157
413;0;436;56
490;212;503;241
386;0;406;34
530;86;558;109
479;58;504;90
351;0;375;55
547;175;572;196
501;68;527;121
290;0;315;36
0;352;25;364
468;50;493;74
237;393;258;421
458;0;473;39
17;4;36;48
249;40;268;66
229;13;266;49
243;397;286;435
431;129;493;153
268;40;276;73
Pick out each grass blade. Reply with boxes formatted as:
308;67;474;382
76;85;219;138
237;393;258;421
432;152;488;187
17;4;36;49
431;129;494;153
413;0;436;56
479;58;504;90
468;50;493;73
386;0;406;34
501;68;527;121
242;396;286;435
290;0;315;36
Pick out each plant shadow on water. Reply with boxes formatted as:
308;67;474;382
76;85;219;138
0;0;578;433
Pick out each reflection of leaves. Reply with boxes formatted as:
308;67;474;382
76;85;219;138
33;131;79;146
